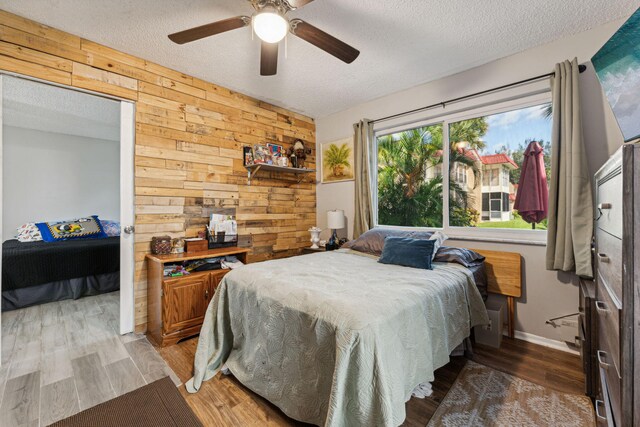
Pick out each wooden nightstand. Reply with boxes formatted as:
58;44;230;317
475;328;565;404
301;247;325;254
146;247;249;347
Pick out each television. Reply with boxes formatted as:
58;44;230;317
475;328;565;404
592;7;640;143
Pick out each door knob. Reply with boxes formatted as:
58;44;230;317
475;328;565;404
124;225;135;234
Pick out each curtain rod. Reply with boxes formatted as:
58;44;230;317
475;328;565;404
371;64;587;125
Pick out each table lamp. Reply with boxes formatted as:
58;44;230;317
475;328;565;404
326;209;345;251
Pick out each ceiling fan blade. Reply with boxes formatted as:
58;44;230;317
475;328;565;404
286;0;315;8
168;16;250;44
290;20;360;64
260;41;278;76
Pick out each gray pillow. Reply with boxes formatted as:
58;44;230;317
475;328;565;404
343;228;434;256
434;246;488;299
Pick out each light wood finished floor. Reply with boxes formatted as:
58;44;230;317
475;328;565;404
158;336;587;426
0;292;180;427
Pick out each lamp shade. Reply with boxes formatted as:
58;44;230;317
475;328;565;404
253;9;288;43
327;210;345;229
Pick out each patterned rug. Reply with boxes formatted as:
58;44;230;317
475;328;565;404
427;361;595;427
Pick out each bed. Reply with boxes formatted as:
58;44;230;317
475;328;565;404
2;237;120;311
186;244;508;427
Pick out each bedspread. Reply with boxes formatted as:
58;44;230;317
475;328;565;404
186;250;488;427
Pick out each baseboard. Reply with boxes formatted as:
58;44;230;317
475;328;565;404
510;330;579;355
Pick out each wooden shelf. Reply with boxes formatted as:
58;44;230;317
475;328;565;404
245;163;315;185
146;247;249;264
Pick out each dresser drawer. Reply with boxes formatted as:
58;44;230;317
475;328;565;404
595;229;622;303
596;171;622;239
596;275;622;374
596;276;622;426
597;367;616;426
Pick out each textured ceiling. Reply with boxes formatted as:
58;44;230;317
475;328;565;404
3;76;120;141
0;0;636;118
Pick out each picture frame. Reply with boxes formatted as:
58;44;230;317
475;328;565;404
267;143;284;158
320;137;355;183
253;144;270;164
243;146;254;166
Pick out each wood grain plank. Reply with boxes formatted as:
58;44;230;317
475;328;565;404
104;357;146;396
40;377;80;426
71;352;116;410
0;372;40;426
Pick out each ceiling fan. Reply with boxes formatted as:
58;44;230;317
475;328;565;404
168;0;360;76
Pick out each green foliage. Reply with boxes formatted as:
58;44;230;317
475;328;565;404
449;118;489;150
476;214;548;230
450;207;479;227
323;143;351;169
323;143;352;178
377;121;485;227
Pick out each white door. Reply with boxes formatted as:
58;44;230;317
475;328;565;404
120;101;135;335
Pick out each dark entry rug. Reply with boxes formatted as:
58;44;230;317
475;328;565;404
51;377;202;427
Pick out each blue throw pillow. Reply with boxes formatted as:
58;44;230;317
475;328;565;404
378;236;435;270
36;215;108;242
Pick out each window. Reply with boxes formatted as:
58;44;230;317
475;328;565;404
377;123;444;228
374;94;552;242
490;168;499;186
449;103;551;231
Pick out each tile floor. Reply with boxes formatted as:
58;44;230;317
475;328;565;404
0;291;179;427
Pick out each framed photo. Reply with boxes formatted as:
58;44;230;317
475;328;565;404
267;143;284;158
243;146;254;166
320;137;354;183
253;144;270;164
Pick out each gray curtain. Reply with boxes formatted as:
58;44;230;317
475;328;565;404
353;120;374;238
546;58;594;278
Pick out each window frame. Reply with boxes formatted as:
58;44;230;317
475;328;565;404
372;90;552;245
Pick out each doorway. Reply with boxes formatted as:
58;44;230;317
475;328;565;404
0;74;136;361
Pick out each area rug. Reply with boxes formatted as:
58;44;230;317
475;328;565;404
51;377;202;427
427;361;595;427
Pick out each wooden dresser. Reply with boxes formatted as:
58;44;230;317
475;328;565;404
593;144;639;426
146;247;249;347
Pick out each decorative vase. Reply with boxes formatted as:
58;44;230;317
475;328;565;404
308;227;322;249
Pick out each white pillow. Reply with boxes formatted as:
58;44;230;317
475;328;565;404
429;231;448;260
16;223;43;242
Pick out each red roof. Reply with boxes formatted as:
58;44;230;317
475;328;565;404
481;153;518;169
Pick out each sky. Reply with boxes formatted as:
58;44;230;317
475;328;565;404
480;103;552;154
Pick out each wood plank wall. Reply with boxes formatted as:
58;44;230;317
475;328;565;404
0;10;316;332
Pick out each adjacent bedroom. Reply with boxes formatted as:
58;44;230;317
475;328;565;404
0;1;639;427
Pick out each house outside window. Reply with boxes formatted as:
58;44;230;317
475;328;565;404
374;92;552;243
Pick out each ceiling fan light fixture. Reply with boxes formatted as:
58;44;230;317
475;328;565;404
253;8;288;43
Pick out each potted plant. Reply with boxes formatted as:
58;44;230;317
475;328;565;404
324;143;351;178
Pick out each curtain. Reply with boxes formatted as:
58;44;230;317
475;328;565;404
353;120;374;238
546;58;594;278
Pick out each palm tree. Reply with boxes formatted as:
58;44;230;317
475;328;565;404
323;143;352;178
377;123;483;227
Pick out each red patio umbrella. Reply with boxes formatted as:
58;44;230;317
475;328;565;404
514;141;548;228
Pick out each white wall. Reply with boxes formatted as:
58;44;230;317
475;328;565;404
3;126;120;238
315;18;628;344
